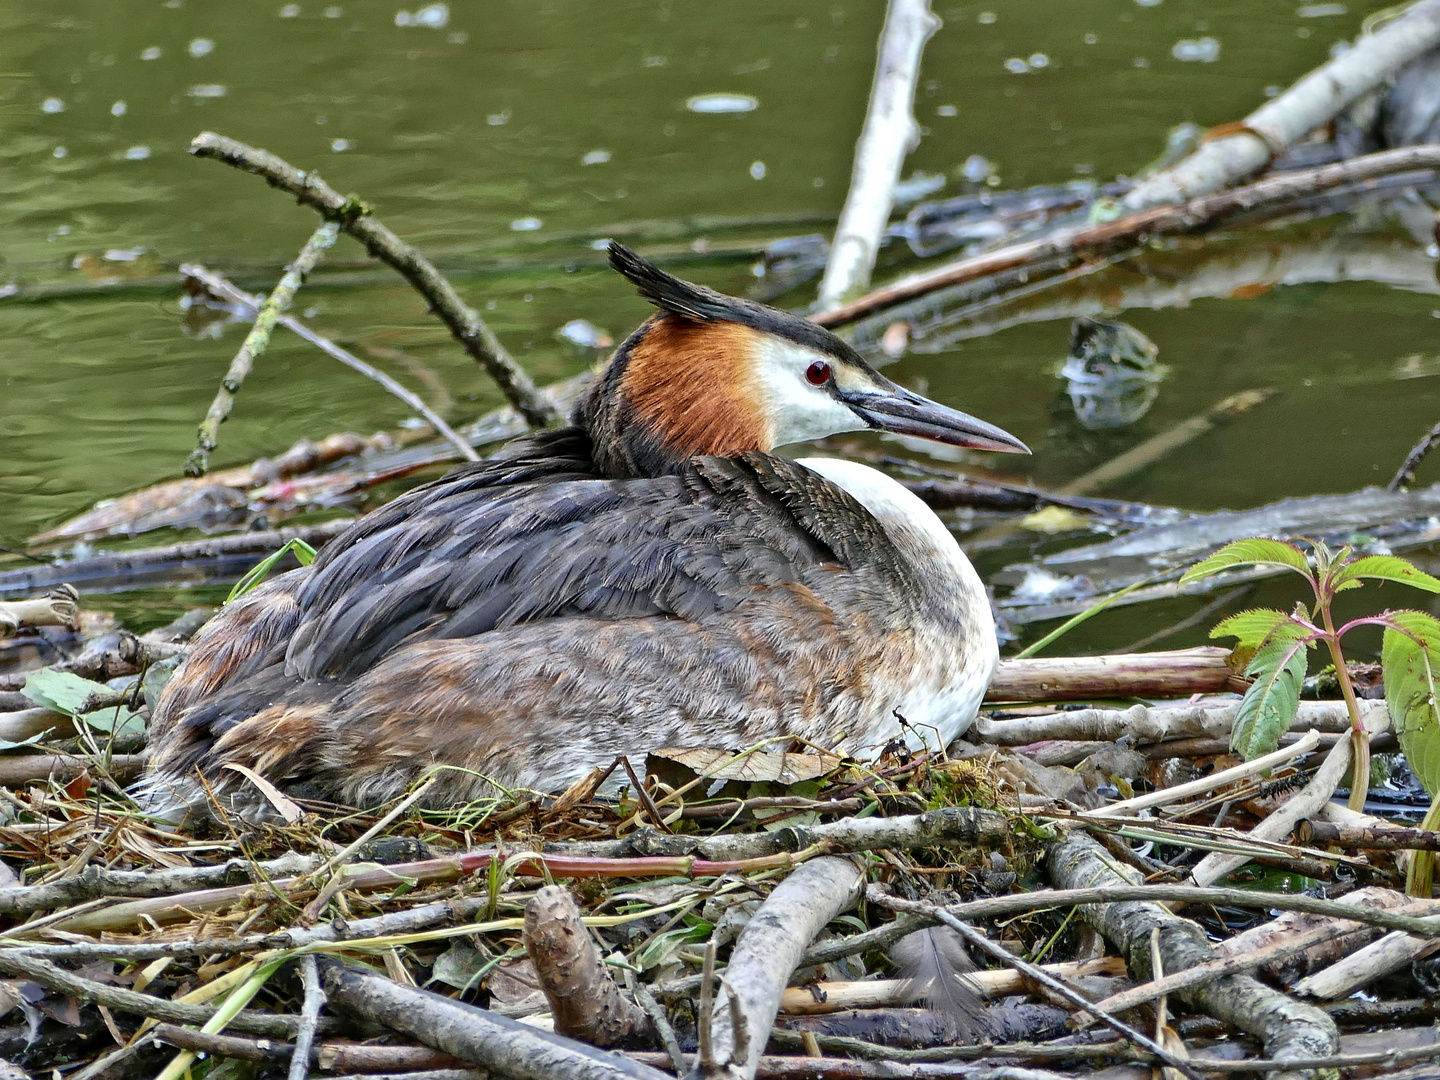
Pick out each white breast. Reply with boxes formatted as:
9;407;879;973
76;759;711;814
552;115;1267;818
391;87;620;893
795;457;998;753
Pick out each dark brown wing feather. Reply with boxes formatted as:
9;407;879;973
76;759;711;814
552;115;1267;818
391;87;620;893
147;431;924;810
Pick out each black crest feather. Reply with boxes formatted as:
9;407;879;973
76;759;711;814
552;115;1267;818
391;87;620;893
608;241;738;322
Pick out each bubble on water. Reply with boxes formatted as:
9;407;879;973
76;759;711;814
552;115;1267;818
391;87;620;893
1028;53;1049;68
188;84;227;98
279;3;301;15
141;46;163;60
686;93;757;114
581;149;611;165
41;97;66;114
53;146;68;159
1298;3;1346;15
188;38;215;58
331;138;351;152
749;160;767;180
1171;36;1220;62
510;217;543;232
961;154;994;183
110;100;127;116
936;104;957;117
395;3;447;27
487;110;510;126
125;146;151;160
978;11;996;23
1264;85;1282;97
1003;58;1028;74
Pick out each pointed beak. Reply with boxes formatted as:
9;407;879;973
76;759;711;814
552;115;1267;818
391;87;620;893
839;382;1030;454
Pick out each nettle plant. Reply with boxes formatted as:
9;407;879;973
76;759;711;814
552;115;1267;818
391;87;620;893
1181;539;1440;882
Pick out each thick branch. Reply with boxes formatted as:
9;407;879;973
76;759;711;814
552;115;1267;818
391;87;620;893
317;957;671;1080
185;222;339;476
190;132;558;428
1047;833;1338;1080
524;885;652;1047
1122;0;1440;211
986;646;1246;701
695;857;864;1080
815;0;940;307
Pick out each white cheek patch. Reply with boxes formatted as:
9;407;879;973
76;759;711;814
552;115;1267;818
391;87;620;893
751;337;869;447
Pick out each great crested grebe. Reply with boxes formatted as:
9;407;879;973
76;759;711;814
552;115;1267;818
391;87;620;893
143;244;1029;818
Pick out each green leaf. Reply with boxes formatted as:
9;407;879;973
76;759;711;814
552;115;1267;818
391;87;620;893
1332;555;1440;595
21;669;107;716
0;731;50;752
227;538;317;604
1181;539;1311;586
1231;626;1309;760
1381;610;1440;798
79;706;145;741
1209;608;1291;650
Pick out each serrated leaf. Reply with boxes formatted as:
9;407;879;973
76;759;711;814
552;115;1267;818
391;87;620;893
1180;538;1311;585
1332;555;1440;595
21;670;108;716
1231;628;1309;760
1210;608;1291;650
1381;610;1440;798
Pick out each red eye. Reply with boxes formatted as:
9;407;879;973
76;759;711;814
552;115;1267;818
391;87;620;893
806;360;832;386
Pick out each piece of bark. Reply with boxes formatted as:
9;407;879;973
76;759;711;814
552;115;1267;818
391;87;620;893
317;958;671;1080
699;857;865;1080
524;885;652;1048
1047;832;1338;1080
0;587;80;640
985;646;1246;702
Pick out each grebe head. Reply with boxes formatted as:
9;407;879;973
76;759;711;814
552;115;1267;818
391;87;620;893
577;242;1030;477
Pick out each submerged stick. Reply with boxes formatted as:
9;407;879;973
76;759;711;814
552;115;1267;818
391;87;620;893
815;0;939;308
815;145;1440;328
1389;414;1440;492
1121;0;1440;211
185;222;339;476
182;264;478;463
190;132;558;428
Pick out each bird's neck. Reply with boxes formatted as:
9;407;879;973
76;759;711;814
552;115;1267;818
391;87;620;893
574;314;770;478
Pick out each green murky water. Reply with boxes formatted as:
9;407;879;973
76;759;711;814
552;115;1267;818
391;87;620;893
2;0;1437;651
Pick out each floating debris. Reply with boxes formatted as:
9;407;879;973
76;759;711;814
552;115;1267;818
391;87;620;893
395;2;448;27
686;93;758;114
557;319;613;349
1059;317;1164;429
1172;37;1221;63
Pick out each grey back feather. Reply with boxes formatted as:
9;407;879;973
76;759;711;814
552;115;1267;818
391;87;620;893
888;926;990;1040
